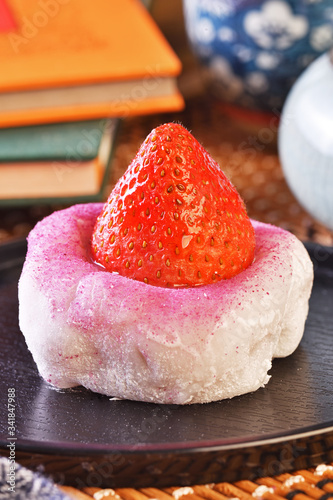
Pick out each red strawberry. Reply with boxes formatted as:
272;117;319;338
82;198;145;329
91;123;255;287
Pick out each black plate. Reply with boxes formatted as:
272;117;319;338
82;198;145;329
0;239;332;489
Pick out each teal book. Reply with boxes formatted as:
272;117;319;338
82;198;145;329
0;119;110;162
0;118;120;206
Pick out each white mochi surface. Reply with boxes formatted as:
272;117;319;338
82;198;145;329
18;203;313;404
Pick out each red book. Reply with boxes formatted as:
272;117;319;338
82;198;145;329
0;0;16;32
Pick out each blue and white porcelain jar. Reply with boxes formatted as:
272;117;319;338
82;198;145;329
183;0;333;112
278;51;333;230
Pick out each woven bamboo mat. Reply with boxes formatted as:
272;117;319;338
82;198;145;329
104;96;333;248
52;105;332;495
1;1;332;495
58;463;333;500
1;95;332;498
0;95;332;246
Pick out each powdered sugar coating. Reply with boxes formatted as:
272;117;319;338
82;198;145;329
18;203;313;404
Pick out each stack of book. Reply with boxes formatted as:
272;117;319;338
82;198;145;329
0;0;183;205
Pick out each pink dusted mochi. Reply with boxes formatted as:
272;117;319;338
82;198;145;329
18;203;313;404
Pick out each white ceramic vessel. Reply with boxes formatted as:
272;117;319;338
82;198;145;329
278;51;333;230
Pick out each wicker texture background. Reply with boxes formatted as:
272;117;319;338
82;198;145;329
58;464;333;499
1;94;332;247
0;0;332;496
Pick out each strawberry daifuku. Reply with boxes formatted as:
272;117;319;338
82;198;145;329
92;123;255;287
18;124;313;404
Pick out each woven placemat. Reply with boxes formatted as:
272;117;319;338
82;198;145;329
52;102;332;497
1;96;332;498
104;96;333;248
1;2;332;495
0;95;332;246
58;463;333;500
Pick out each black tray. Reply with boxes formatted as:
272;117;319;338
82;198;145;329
0;239;332;489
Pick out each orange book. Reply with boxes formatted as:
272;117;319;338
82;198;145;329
0;0;183;127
